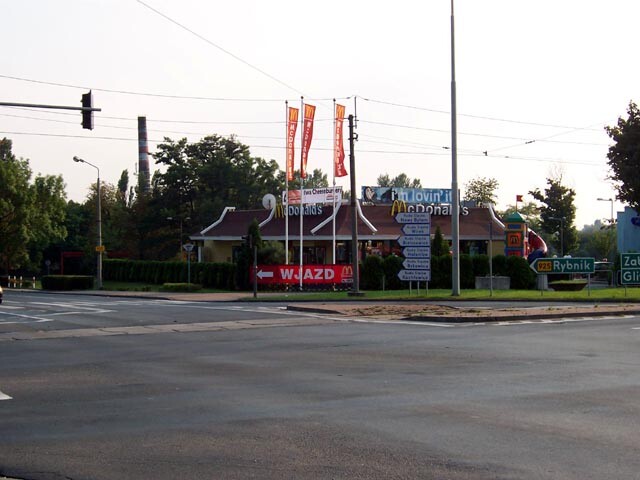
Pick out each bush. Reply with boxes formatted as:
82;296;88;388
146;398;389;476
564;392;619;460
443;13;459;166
159;283;203;292
361;255;384;290
383;255;404;290
41;275;94;291
506;255;536;289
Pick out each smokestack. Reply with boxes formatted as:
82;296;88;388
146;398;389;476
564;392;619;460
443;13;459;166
137;116;150;192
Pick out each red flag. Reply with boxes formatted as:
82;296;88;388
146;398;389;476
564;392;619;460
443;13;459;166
300;104;316;179
334;104;347;177
286;107;299;182
516;194;523;202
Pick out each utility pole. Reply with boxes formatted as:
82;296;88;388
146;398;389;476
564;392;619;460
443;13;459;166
450;0;460;296
348;114;362;296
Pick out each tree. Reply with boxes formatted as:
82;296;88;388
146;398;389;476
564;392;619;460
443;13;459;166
529;175;578;256
576;221;617;261
499;201;542;233
0;138;67;273
605;101;640;212
284;168;329;190
431;225;449;256
377;173;422;188
463;176;499;205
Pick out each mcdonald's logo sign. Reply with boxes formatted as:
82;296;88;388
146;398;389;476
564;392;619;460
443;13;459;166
275;204;285;219
341;264;354;279
390;200;408;216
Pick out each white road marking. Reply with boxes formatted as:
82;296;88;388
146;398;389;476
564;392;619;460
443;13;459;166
0;311;52;324
0;390;13;400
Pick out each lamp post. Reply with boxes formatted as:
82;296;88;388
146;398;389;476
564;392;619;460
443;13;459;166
450;0;460;296
73;156;102;289
597;197;614;225
549;216;566;257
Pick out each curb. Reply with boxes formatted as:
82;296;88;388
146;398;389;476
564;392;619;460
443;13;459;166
286;305;640;323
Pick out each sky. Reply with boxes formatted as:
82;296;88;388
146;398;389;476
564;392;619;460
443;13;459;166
2;0;638;228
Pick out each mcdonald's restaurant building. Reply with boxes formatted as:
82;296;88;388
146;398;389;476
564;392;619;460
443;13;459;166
190;200;506;265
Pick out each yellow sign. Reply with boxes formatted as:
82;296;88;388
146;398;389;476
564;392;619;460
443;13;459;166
536;260;553;272
390;200;408;216
95;245;106;253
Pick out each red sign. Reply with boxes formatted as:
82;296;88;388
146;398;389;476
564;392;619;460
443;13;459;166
286;107;299;182
334;104;347;177
252;264;353;285
300;104;316;179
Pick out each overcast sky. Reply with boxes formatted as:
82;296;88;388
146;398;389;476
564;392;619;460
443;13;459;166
2;0;637;228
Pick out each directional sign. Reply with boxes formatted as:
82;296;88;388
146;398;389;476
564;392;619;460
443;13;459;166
403;258;431;270
398;236;430;247
395;212;431;224
398;269;431;281
620;253;640;285
401;223;431;236
530;257;595;274
402;246;431;258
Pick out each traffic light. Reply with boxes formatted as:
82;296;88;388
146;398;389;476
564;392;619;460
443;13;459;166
81;90;93;130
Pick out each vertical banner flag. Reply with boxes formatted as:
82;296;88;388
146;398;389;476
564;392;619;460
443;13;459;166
300;104;316;179
334;104;347;177
286;107;299;182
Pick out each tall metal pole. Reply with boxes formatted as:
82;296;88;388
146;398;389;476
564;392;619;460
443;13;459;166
450;0;461;296
73;156;102;289
348;115;361;295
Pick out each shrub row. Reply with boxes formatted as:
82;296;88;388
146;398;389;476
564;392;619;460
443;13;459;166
360;254;536;290
41;275;94;291
103;259;236;290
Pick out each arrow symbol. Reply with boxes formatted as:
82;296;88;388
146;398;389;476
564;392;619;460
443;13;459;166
257;270;274;279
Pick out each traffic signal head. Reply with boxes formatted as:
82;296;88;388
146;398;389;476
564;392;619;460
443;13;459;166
81;91;93;130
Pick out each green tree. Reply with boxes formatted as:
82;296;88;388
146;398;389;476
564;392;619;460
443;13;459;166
576;221;617;261
500;201;542;232
463;176;499;205
431;225;449;256
377;173;422;188
285;168;329;190
605;101;640;212
0;138;67;272
530;176;578;255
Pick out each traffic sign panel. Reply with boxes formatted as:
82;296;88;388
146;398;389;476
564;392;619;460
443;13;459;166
401;223;431;236
398;269;431;281
398;235;430;247
403;258;431;270
402;246;431;258
530;257;595;274
620;253;640;285
395;212;431;224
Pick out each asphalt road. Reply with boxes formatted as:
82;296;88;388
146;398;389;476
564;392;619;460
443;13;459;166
2;291;640;479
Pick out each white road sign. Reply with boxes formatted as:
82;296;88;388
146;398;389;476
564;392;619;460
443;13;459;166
398;269;431;281
398;236;430;247
403;258;431;270
402;247;431;258
401;224;431;236
395;212;431;224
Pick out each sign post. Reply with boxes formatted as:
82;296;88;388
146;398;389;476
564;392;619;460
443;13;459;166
530;257;595;296
183;243;194;284
396;213;431;292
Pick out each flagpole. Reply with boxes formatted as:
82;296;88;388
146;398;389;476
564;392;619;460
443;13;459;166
332;99;337;264
299;96;304;291
285;101;289;265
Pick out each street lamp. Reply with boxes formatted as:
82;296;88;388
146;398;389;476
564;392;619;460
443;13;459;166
597;197;614;224
73;156;102;289
549;216;566;257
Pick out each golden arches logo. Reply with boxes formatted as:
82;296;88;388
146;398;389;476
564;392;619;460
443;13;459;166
390;200;408;216
275;204;285;218
341;265;354;278
288;107;299;123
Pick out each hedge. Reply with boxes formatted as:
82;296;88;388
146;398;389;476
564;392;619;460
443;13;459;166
103;259;236;290
41;275;94;291
359;253;536;290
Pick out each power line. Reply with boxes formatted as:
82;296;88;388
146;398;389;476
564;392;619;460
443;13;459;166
360;96;604;132
134;0;307;98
